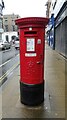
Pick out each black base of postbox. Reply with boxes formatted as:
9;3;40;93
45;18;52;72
20;81;44;106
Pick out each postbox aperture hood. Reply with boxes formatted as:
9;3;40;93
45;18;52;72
15;17;49;28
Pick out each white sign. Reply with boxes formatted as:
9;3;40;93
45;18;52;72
27;38;35;51
25;53;36;57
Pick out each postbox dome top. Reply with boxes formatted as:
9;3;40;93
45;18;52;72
15;17;49;28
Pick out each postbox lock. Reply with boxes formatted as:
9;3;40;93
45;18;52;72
36;61;41;64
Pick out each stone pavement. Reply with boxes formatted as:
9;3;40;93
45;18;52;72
0;44;65;119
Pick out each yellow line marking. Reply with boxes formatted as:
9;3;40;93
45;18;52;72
0;54;19;68
0;62;19;82
0;59;11;68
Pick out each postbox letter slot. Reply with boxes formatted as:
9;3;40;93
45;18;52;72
24;31;37;35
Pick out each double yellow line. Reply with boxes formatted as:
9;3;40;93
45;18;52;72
0;62;19;84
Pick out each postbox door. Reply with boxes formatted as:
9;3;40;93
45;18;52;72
20;31;44;84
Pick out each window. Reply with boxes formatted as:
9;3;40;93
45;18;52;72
0;34;2;40
53;0;57;9
5;35;9;42
4;17;8;22
4;17;7;19
5;25;8;32
11;36;16;40
5;19;8;22
12;25;15;31
0;19;2;28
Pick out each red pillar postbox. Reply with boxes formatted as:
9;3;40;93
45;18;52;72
15;17;49;106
